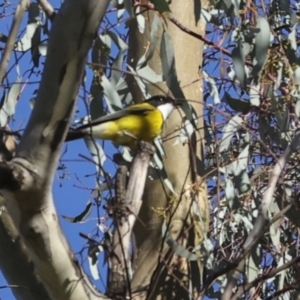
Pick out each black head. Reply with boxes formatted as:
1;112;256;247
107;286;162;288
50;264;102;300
145;95;181;107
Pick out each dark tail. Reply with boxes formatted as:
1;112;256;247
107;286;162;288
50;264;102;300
65;130;86;142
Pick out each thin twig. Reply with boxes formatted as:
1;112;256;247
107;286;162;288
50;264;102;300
231;256;300;300
222;130;300;300
0;0;30;84
168;16;232;57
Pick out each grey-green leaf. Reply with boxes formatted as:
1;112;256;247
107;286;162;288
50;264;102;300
149;0;171;13
219;115;243;152
224;93;251;113
0;78;21;126
107;31;128;51
61;201;93;223
162;221;198;260
84;136;106;175
101;74;122;111
193;0;201;25
136;7;145;34
251;16;270;78
296;99;300;118
136;14;161;69
160;30;185;100
137;65;163;84
111;51;124;88
203;71;220;104
90;80;104;120
232;42;246;89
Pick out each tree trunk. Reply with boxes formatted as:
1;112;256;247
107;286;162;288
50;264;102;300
126;1;209;299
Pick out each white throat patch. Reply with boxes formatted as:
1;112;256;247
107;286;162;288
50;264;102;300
157;103;175;121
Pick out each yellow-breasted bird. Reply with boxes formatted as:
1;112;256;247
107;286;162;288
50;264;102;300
66;95;182;148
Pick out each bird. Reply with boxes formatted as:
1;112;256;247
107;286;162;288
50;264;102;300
66;95;182;148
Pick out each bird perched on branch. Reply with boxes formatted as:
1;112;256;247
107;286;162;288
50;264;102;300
66;95;182;148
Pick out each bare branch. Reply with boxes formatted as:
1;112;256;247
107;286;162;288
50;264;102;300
108;142;155;297
0;0;29;83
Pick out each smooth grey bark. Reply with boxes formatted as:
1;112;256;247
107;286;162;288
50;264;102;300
0;1;111;299
0;198;49;300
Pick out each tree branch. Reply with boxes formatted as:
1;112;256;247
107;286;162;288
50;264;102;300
222;130;300;300
0;0;29;84
168;16;232;57
0;200;49;300
108;142;155;297
0;1;111;299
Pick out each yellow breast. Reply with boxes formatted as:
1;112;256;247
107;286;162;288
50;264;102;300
83;104;164;148
112;109;163;147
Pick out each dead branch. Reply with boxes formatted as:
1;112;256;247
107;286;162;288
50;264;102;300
108;142;155;298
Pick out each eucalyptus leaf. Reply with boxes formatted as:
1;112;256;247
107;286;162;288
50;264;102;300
203;71;220;104
193;0;201;25
235;170;250;194
124;0;133;17
224;93;251;113
15;23;39;52
225;179;235;207
149;0;171;13
219;115;243;152
249;84;260;106
288;24;297;51
99;34;112;51
0;78;21;126
160;30;185;100
117;8;125;20
101;74;122;111
61;201;93;223
127;65;151;99
90;80;104;120
0;33;8;43
251;16;270;78
293;66;300;86
137;14;161;69
6;78;21;116
38;41;47;56
111;50;124;88
296;99;300;118
136;65;163;84
28;2;40;24
232;42;246;89
174;107;198;145
87;244;100;280
162;221;198;261
235;144;249;174
116;78;132;105
84;136;106;175
136;7;145;34
106;31;128;51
